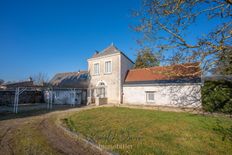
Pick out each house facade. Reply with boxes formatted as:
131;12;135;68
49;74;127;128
87;44;134;104
87;44;202;108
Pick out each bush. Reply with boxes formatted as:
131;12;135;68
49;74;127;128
202;80;232;115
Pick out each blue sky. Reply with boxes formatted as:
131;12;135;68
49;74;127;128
0;0;141;81
0;0;226;82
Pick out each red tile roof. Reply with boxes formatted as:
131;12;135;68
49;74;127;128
125;63;201;83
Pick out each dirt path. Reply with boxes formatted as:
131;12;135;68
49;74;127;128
0;106;108;155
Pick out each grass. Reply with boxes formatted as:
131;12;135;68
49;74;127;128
63;107;232;155
12;121;59;155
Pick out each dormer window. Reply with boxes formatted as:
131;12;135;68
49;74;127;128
105;61;112;74
94;63;100;75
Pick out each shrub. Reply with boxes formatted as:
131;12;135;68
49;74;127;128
202;80;232;115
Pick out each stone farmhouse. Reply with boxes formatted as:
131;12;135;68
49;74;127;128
49;44;202;108
87;44;202;108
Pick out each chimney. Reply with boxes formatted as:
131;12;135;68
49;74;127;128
95;50;99;55
28;77;33;82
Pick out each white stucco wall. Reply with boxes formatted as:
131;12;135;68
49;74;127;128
44;90;82;105
123;83;202;108
88;53;121;104
119;54;134;103
88;53;134;104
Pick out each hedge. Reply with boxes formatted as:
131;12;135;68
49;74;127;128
202;80;232;115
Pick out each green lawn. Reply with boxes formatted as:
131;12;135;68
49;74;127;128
63;107;232;155
11;120;59;155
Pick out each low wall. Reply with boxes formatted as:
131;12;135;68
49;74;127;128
99;98;107;105
0;90;44;105
95;97;108;106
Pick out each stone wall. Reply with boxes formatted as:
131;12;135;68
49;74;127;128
0;90;44;105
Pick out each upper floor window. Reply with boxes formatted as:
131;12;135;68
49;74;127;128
105;61;112;74
94;63;100;75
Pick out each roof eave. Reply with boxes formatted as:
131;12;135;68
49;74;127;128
124;78;202;85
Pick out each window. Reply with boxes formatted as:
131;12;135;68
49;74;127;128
96;82;107;98
96;87;106;98
94;63;100;75
146;91;155;103
98;82;105;86
80;74;88;79
105;61;112;74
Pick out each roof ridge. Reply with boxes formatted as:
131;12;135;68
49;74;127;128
55;71;88;74
129;62;200;71
91;44;121;58
100;44;118;53
129;66;162;71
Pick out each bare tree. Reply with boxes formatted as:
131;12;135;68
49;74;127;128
168;51;187;65
214;46;232;75
134;0;232;75
32;73;49;86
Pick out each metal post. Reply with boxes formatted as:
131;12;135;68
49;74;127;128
73;89;76;107
48;89;53;110
13;87;20;114
16;88;18;113
47;91;49;110
47;90;52;110
15;87;28;113
49;91;51;110
50;91;53;109
13;88;17;113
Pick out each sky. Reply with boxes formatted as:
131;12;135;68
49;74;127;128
0;0;141;81
0;0;226;82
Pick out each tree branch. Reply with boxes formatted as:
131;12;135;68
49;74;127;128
156;21;199;48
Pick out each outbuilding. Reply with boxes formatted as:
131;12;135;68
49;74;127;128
123;63;202;108
46;71;89;105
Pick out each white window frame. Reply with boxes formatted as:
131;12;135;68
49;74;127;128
93;63;100;75
146;91;155;103
104;60;112;74
95;82;107;98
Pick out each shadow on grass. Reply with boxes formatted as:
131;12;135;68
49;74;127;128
213;119;232;142
0;104;86;121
